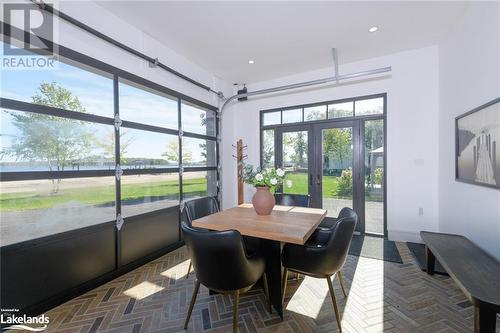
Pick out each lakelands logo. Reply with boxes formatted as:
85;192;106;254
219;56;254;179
2;1;58;70
1;309;49;331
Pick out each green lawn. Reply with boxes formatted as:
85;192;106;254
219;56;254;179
283;172;383;202
284;173;341;198
0;177;207;211
1;173;383;212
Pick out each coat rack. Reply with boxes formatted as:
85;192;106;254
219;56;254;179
232;139;248;205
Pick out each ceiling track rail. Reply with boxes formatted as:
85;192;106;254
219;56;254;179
29;0;220;96
220;66;392;112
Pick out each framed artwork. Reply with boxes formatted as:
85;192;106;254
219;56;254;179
455;97;500;189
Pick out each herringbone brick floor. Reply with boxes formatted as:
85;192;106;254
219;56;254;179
42;243;499;333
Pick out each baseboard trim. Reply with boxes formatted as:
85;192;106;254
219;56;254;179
387;230;423;243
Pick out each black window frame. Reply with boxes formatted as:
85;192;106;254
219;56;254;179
259;93;387;237
0;24;220;247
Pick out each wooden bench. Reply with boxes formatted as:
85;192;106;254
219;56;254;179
420;231;500;333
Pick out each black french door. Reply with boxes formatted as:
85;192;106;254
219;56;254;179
311;121;364;234
275;119;384;235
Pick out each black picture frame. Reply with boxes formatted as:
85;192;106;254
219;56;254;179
455;97;500;190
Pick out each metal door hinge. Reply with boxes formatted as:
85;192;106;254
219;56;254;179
115;164;123;181
116;213;124;230
114;114;122;129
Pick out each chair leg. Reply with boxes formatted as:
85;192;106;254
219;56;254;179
184;280;200;329
326;276;342;332
282;268;288;306
337;270;347;298
186;261;192;279
233;290;240;333
262;273;272;314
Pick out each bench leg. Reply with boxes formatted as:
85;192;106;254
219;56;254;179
474;306;496;333
425;245;435;275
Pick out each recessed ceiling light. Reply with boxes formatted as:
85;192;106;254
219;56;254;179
248;60;255;64
369;26;378;33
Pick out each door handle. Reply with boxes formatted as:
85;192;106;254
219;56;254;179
315;175;321;185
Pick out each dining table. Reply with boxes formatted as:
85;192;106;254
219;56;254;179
192;203;328;318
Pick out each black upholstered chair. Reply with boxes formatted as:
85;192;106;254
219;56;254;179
182;196;220;278
182;223;271;333
318;206;357;229
281;208;357;332
313;207;358;243
274;193;311;208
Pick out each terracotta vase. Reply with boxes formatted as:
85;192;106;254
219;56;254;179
252;186;275;215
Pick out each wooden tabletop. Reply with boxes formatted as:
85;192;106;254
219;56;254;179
192;204;327;245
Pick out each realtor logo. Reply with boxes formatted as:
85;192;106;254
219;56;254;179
2;2;54;56
0;309;49;331
1;2;58;70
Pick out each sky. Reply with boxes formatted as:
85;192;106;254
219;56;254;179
0;41;216;165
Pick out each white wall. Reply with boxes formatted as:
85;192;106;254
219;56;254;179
438;3;500;259
222;46;440;243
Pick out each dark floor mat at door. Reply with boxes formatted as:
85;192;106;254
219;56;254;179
349;235;403;264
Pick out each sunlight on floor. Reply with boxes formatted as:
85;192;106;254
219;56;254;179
342;250;385;330
161;260;190;280
285;276;329;319
123;281;164;300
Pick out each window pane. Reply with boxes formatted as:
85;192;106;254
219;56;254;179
355;98;384;116
182;171;217;200
120;128;178;169
364;120;385;234
282;131;308;195
328;101;353;118
263;111;281;126
262;130;275;168
322;127;353;218
121;173;179;218
0;109;114;172
0;176;116;246
1;43;113;118
282;109;302;124
304;105;326;121
182;137;216;167
181;101;216;137
119;79;178;129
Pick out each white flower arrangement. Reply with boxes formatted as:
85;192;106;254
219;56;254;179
242;164;286;190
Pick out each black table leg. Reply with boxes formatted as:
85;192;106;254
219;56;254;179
425;245;435;275
474;306;496;333
261;239;284;319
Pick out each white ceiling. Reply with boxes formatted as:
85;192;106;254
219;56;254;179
96;1;468;84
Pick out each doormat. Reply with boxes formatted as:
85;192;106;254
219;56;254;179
407;242;448;276
349;235;403;264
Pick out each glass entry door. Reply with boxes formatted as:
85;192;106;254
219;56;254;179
310;121;364;233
